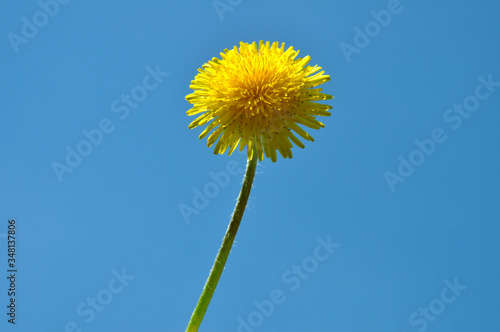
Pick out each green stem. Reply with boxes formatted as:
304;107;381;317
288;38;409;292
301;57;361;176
186;155;258;332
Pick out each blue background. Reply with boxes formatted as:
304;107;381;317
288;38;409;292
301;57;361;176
1;1;499;331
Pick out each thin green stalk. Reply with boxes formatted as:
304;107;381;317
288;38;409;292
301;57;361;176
186;155;258;332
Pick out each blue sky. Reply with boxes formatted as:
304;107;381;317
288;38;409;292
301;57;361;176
1;1;499;331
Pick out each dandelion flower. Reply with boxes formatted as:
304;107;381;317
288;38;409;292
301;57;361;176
186;41;333;162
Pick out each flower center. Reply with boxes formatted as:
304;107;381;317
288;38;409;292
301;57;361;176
227;66;302;121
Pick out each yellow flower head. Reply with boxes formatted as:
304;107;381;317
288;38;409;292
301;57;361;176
186;41;333;162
